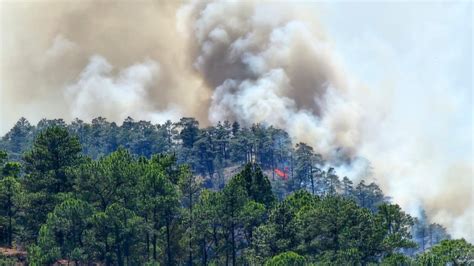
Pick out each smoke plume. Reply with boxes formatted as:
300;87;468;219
0;0;471;241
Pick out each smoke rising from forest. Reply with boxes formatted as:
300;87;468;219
0;1;472;241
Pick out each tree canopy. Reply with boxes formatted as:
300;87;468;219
0;117;465;265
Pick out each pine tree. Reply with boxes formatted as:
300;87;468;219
341;176;354;198
178;165;201;265
221;178;248;266
1;118;34;160
22;126;82;240
0;175;23;246
376;203;416;258
230;163;275;207
35;198;94;263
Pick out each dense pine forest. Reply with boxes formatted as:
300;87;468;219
0;117;472;265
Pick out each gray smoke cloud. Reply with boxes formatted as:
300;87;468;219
0;0;471;241
0;0;209;127
64;55;182;123
179;1;361;157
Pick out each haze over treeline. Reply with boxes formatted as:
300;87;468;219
0;0;472;244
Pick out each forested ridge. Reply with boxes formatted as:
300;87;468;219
0;117;472;265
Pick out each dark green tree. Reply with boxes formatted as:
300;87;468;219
376;203;416;258
341;176;354;199
230;163;275;207
192;129;215;177
264;251;305;266
321;167;341;196
241;201;266;247
355;180;386;212
23;126;82;193
221;177;248;266
89;203;146;266
73;148;136;211
293;143;321;193
416;239;474;265
193;190;223;264
296;196;379;263
32;198;94;264
175;117;199;149
1;118;34;160
178;165;201;265
0;175;23;246
22;126;82;240
251;190;315;260
136;156;181;264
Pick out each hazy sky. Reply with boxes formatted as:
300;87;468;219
318;1;473;238
1;1;471;140
318;1;472;158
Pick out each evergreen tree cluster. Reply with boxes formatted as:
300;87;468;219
0;118;471;265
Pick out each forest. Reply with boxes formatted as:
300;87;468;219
0;117;472;265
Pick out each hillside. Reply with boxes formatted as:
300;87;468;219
1;117;472;265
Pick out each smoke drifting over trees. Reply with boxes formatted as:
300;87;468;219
0;0;472;241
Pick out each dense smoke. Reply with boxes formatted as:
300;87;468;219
64;55;183;123
0;1;471;241
0;1;209;126
179;1;361;157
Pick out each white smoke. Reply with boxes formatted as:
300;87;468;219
181;1;361;157
65;55;182;123
180;0;473;242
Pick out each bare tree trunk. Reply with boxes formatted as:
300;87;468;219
231;222;236;266
166;219;172;266
153;234;157;261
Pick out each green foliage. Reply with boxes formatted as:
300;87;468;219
221;176;249;265
416;239;474;265
0;118;456;265
249;190;314;262
381;253;414;265
355;180;385;212
294;142;316;192
23;126;82;193
0;150;8;169
2;162;21;177
175;117;199;149
265;251;306;266
229;163;275;207
409;211;451;255
139;162;180;265
33;198;93;264
30;225;62;264
296;196;377;262
241;201;266;243
0;175;24;246
22;126;82;240
178;165;201;265
376;203;416;256
0;254;17;266
192;189;221;264
73;148;137;210
94;203;146;265
1;118;34;160
27;243;49;266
